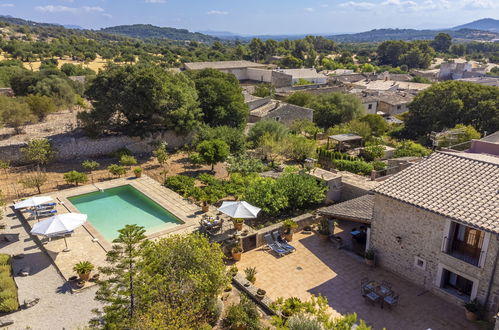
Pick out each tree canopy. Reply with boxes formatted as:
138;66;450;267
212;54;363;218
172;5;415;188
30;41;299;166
187;68;248;128
308;92;365;129
404;81;499;139
81;64;202;136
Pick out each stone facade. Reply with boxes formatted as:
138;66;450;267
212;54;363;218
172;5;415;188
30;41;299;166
0;130;190;163
371;194;499;317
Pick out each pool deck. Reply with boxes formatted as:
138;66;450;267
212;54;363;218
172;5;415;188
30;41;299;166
15;175;206;282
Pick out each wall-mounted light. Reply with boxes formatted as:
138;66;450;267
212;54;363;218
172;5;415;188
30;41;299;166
396;236;402;244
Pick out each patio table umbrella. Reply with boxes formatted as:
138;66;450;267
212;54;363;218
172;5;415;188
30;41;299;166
14;196;53;209
30;213;87;252
217;201;261;219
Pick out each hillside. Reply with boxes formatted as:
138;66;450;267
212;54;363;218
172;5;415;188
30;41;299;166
453;18;499;32
100;24;218;42
327;28;499;42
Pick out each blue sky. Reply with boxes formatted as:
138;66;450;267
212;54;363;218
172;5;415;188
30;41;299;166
0;0;497;34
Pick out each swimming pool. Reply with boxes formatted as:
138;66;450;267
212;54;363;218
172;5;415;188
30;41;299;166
68;185;181;241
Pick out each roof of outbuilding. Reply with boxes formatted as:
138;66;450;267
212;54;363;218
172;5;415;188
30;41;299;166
184;60;266;70
329;134;363;142
374;152;499;234
319;194;374;223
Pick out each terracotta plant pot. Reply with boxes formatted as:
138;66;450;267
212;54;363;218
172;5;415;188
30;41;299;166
234;222;243;231
135;172;142;178
465;310;478;321
284;233;293;242
319;233;329;241
365;258;375;266
201;204;210;213
232;252;242;261
79;272;91;281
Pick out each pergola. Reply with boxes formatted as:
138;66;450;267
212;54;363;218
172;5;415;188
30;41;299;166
327;133;363;151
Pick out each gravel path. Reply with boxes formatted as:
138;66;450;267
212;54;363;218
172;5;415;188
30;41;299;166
0;207;99;330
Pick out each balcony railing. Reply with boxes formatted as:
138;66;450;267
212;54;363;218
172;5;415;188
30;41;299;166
447;239;482;266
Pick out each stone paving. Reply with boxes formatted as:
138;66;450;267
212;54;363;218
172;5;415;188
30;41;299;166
236;232;481;330
0;206;99;330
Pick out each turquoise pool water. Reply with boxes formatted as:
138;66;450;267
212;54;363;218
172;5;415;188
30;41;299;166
68;185;181;241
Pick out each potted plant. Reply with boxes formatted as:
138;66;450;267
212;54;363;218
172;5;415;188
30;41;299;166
229;265;238;277
365;248;375;266
233;218;244;231
282;219;298;242
244;267;257;284
464;299;481;321
231;246;242;261
133;167;142;178
317;218;330;241
73;261;94;281
256;288;266;300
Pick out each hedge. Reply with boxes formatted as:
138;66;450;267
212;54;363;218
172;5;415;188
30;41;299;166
332;159;374;176
0;254;19;313
317;148;358;162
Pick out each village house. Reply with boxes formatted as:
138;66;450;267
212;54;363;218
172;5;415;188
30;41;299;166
273;68;328;85
351;79;430;92
245;95;313;125
377;92;415;115
370;150;499;317
351;91;379;114
438;62;487;81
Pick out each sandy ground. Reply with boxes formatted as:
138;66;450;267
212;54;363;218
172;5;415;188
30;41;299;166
0;152;229;203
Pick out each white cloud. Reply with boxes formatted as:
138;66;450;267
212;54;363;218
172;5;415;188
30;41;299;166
304;7;315;12
338;0;459;12
35;5;105;14
462;0;497;9
145;0;166;3
207;10;228;15
102;13;113;19
0;3;14;7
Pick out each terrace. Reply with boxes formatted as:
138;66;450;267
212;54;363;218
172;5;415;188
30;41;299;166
236;232;479;330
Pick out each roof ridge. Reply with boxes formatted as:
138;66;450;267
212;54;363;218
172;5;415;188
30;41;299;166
438;151;499;166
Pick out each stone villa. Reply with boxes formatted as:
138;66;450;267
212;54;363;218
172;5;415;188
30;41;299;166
371;150;499;317
245;96;313;125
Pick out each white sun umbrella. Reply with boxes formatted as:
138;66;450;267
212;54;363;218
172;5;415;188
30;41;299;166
217;201;261;219
14;196;53;209
30;213;87;252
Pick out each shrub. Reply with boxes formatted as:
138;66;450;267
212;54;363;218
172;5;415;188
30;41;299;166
164;175;195;196
394;140;431;157
244;267;257;283
63;171;88;186
0;254;10;266
248;120;288;146
226;154;266;175
107;164;127;177
111;147;132;160
0;298;19;312
82;160;100;172
361;145;385;161
223;294;261;330
282;219;298;233
287;313;322;330
119;154;137;167
333;159;374;176
371;161;387;171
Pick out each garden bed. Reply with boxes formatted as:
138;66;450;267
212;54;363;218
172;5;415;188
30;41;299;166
0;254;20;313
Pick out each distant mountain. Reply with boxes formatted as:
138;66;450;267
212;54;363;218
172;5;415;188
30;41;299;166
63;25;84;30
198;30;240;38
0;15;60;28
327;28;498;42
452;18;499;32
100;24;218;42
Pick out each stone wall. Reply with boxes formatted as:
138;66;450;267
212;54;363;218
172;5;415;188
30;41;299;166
371;194;499;317
0;130;190;163
271;70;293;88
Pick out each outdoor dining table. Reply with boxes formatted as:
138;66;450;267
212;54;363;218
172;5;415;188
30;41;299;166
363;281;393;308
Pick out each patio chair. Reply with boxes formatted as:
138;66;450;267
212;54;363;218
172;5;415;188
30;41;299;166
271;231;295;252
263;234;287;257
364;291;381;306
36;209;57;217
361;279;375;297
383;294;399;309
379;281;392;297
37;202;56;209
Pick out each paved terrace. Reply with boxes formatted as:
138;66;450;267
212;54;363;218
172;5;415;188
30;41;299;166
236;232;479;330
15;175;207;282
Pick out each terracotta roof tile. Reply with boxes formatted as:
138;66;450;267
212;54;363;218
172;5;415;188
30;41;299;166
374;152;499;233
